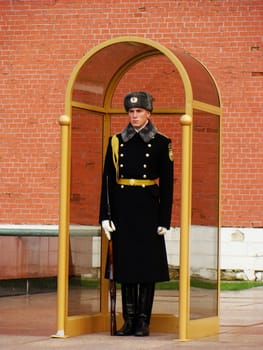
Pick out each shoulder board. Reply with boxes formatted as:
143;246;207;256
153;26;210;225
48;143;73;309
157;131;170;139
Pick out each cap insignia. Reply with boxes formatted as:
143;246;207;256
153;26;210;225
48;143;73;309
130;96;138;103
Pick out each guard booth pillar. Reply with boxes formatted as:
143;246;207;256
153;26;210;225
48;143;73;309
54;37;222;341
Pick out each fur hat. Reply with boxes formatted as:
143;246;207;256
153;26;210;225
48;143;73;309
124;91;153;112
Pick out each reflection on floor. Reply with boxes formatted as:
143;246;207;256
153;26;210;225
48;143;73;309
0;286;263;338
0;288;180;336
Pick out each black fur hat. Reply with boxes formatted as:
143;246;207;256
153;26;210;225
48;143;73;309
124;91;153;112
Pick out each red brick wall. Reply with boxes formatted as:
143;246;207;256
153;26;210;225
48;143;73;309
1;0;262;227
70;109;103;225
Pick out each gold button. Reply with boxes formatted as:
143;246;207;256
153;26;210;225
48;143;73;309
129;179;135;185
143;174;147;178
145;153;150;157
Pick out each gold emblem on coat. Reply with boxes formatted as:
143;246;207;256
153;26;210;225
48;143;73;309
168;143;173;161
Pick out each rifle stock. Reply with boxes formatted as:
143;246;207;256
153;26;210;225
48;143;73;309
108;239;117;335
106;175;117;335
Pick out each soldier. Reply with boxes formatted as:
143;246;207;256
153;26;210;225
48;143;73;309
100;91;174;336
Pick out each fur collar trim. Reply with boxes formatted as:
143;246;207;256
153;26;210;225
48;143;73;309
121;120;157;143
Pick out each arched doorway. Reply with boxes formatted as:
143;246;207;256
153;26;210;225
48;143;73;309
56;36;222;341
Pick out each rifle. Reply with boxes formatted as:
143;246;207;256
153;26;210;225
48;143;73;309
106;175;117;336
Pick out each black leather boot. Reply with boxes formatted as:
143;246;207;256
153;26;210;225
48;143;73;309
134;283;155;337
116;283;138;336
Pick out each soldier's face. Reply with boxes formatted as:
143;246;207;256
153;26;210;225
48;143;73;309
128;108;150;130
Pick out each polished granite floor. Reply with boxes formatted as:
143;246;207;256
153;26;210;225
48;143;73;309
0;287;262;349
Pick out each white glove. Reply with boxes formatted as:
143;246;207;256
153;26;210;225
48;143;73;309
157;226;167;235
102;220;116;240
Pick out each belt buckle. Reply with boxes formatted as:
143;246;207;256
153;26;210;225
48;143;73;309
129;179;135;186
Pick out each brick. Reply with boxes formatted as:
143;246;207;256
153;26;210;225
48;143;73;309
0;0;262;227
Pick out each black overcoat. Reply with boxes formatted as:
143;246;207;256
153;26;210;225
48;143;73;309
100;121;174;283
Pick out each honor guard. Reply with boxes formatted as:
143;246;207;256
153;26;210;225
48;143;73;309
100;91;174;337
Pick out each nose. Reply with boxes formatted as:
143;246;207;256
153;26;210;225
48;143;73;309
131;110;138;117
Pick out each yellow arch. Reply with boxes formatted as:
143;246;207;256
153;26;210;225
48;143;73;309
56;36;221;341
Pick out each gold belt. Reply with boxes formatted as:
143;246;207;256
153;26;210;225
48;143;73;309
117;178;156;186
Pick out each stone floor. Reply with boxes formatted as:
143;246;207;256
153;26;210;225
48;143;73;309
0;287;262;349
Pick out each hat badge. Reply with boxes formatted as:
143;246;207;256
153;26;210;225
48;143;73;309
130;96;138;103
